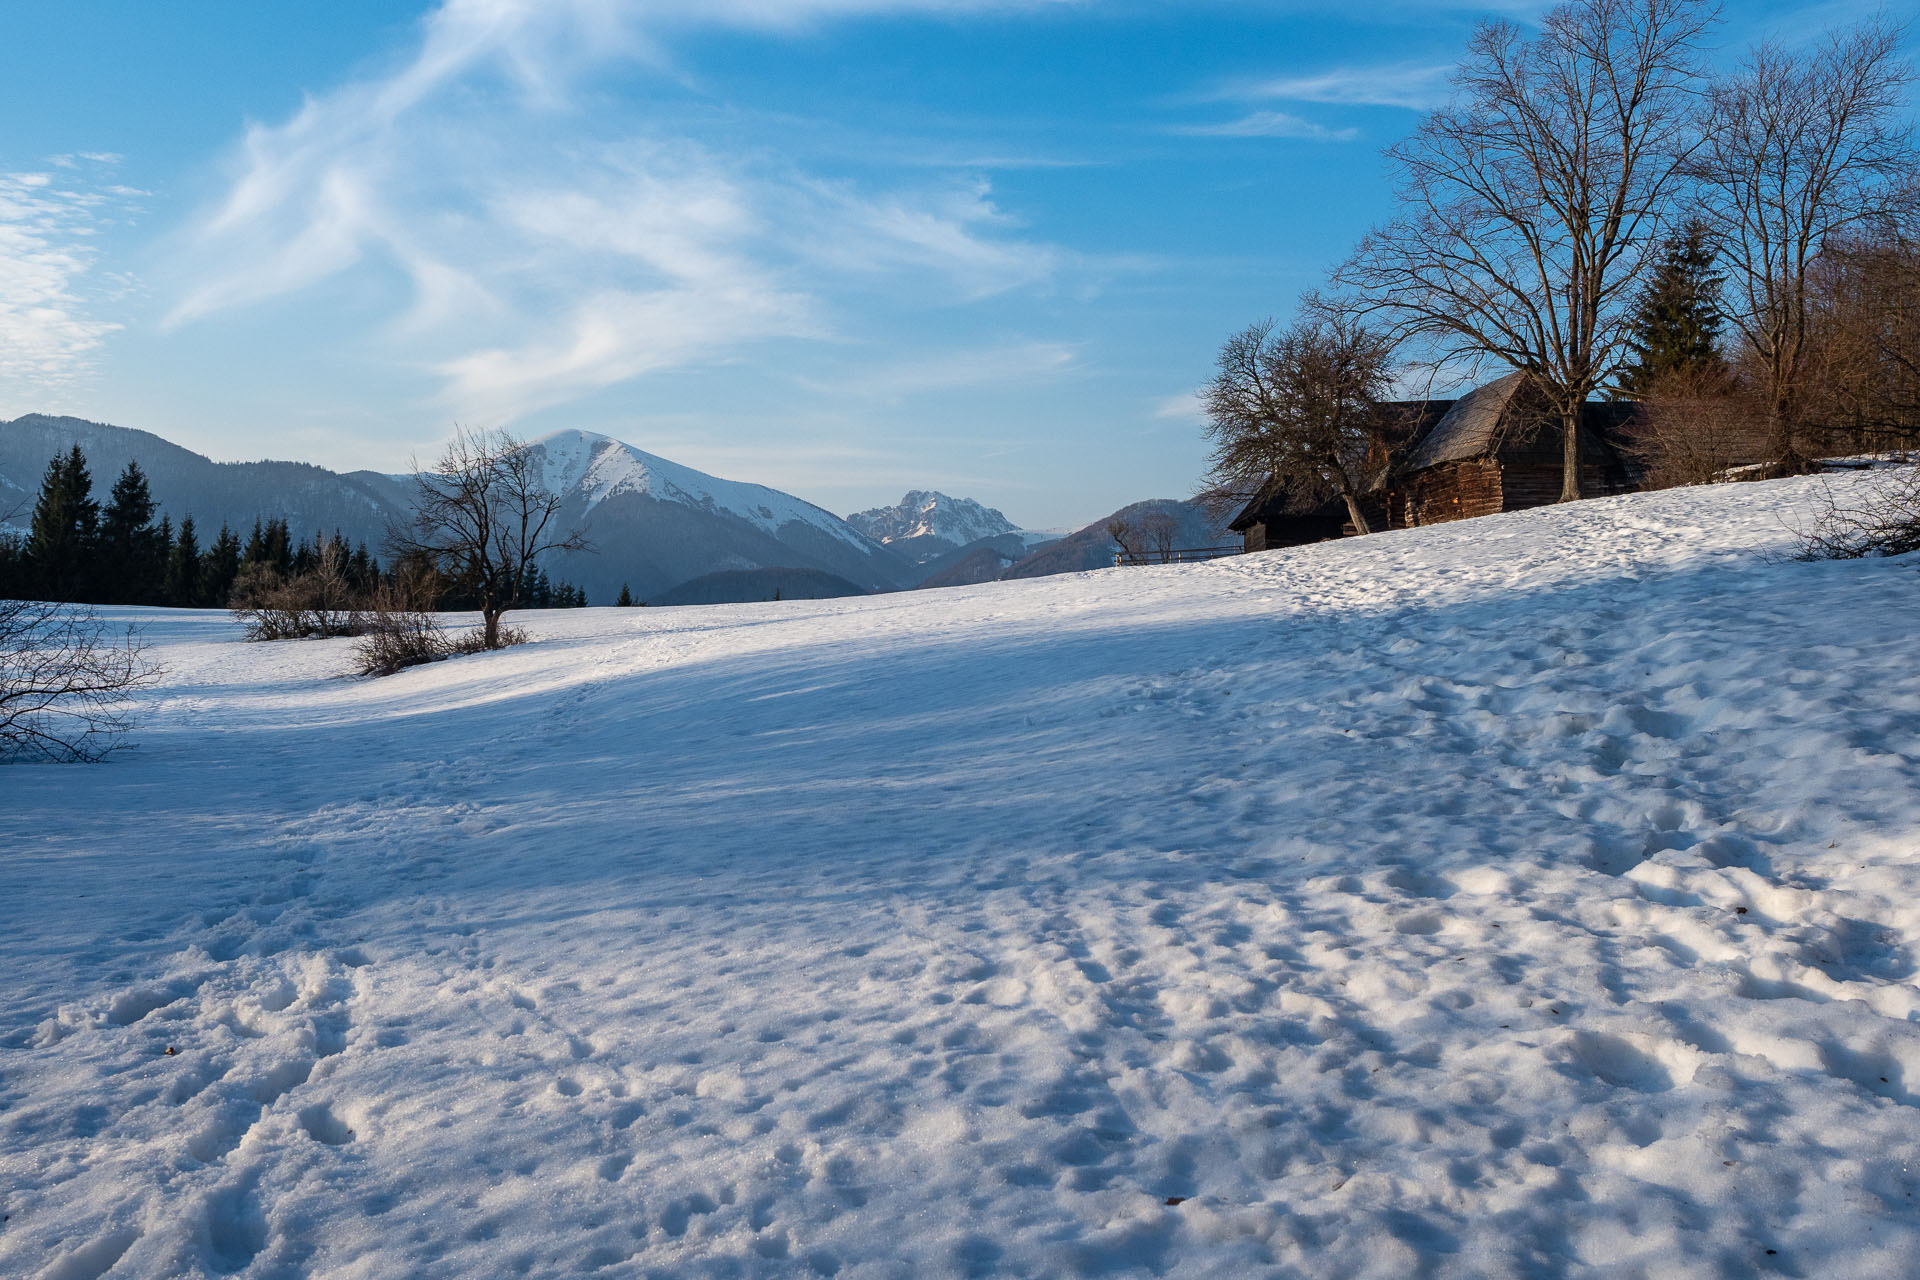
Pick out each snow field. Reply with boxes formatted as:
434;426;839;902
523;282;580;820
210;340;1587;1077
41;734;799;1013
4;472;1920;1277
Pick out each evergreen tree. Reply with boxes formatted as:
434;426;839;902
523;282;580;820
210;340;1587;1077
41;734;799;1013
244;517;268;566
0;532;26;599
349;541;376;592
25;446;99;601
166;517;203;606
263;519;292;576
615;582;635;607
203;522;243;606
1622;221;1727;394
97;461;165;603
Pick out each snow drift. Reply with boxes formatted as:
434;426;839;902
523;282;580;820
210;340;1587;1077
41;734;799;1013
4;473;1919;1278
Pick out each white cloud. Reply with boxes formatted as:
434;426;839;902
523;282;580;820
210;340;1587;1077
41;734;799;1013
796;339;1080;401
164;0;1075;421
0;162;132;396
1152;390;1206;423
1237;63;1454;112
1168;111;1359;142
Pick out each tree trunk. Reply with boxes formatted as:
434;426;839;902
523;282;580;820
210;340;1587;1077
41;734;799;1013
1765;393;1805;476
1560;406;1583;502
1342;492;1374;535
482;607;502;650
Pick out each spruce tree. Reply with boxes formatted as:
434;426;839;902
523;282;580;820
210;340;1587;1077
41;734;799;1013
97;461;164;604
244;517;268;566
616;582;635;607
166;517;203;607
263;519;292;576
204;523;243;606
25;446;99;601
1622;221;1727;394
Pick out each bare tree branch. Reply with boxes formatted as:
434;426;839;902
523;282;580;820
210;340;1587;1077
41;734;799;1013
388;428;591;650
1;600;161;762
1690;20;1919;468
1337;0;1714;500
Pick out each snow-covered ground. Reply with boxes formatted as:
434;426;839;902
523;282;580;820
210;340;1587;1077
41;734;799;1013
5;473;1920;1279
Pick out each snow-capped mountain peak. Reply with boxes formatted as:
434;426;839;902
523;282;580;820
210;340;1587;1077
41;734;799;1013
845;489;1018;548
525;429;870;551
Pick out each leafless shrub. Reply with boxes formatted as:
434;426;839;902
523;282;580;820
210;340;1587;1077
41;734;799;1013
450;623;527;655
230;545;367;641
1799;467;1920;560
350;583;449;677
1628;368;1772;487
1;599;161;762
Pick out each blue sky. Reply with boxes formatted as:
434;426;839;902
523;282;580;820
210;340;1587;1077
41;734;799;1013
0;0;1886;528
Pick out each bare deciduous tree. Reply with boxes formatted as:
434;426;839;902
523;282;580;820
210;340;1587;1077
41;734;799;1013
1690;21;1918;470
1803;229;1920;448
390;428;590;650
1;599;160;762
1138;510;1179;563
1338;0;1713;500
1201;313;1399;535
1105;517;1141;563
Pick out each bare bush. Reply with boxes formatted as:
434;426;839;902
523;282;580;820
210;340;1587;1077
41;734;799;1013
350;584;449;677
1;599;160;762
1800;467;1920;560
230;545;366;641
1628;368;1772;487
450;624;527;655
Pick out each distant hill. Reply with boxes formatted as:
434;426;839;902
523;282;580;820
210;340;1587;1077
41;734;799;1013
915;532;1054;589
0;416;920;604
1000;498;1229;580
0;414;413;548
647;567;869;606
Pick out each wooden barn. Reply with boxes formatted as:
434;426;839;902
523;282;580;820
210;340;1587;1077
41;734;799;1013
1229;373;1642;552
1401;372;1640;527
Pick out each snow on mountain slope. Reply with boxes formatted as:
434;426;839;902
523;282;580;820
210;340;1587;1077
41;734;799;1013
531;428;879;553
846;489;1019;554
6;473;1920;1277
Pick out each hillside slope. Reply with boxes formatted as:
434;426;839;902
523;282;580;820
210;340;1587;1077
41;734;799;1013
5;474;1919;1277
0;417;915;601
0;414;412;546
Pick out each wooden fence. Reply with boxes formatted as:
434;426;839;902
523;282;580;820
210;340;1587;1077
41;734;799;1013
1112;545;1243;567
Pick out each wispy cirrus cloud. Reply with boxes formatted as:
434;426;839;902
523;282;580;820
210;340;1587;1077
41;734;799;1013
1236;62;1454;112
1152;390;1206;423
1166;111;1359;142
0;159;138;399
164;0;1077;423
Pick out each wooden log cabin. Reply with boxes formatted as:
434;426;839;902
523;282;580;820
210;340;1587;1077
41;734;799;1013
1230;373;1642;553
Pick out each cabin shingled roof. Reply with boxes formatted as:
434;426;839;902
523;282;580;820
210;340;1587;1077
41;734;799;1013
1402;371;1532;471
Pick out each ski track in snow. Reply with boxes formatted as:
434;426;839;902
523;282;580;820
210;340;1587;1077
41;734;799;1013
4;474;1920;1277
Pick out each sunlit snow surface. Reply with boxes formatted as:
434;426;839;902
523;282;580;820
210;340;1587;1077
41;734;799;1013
5;473;1920;1278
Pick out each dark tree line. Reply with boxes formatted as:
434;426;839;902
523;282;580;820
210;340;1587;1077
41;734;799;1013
0;444;587;610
